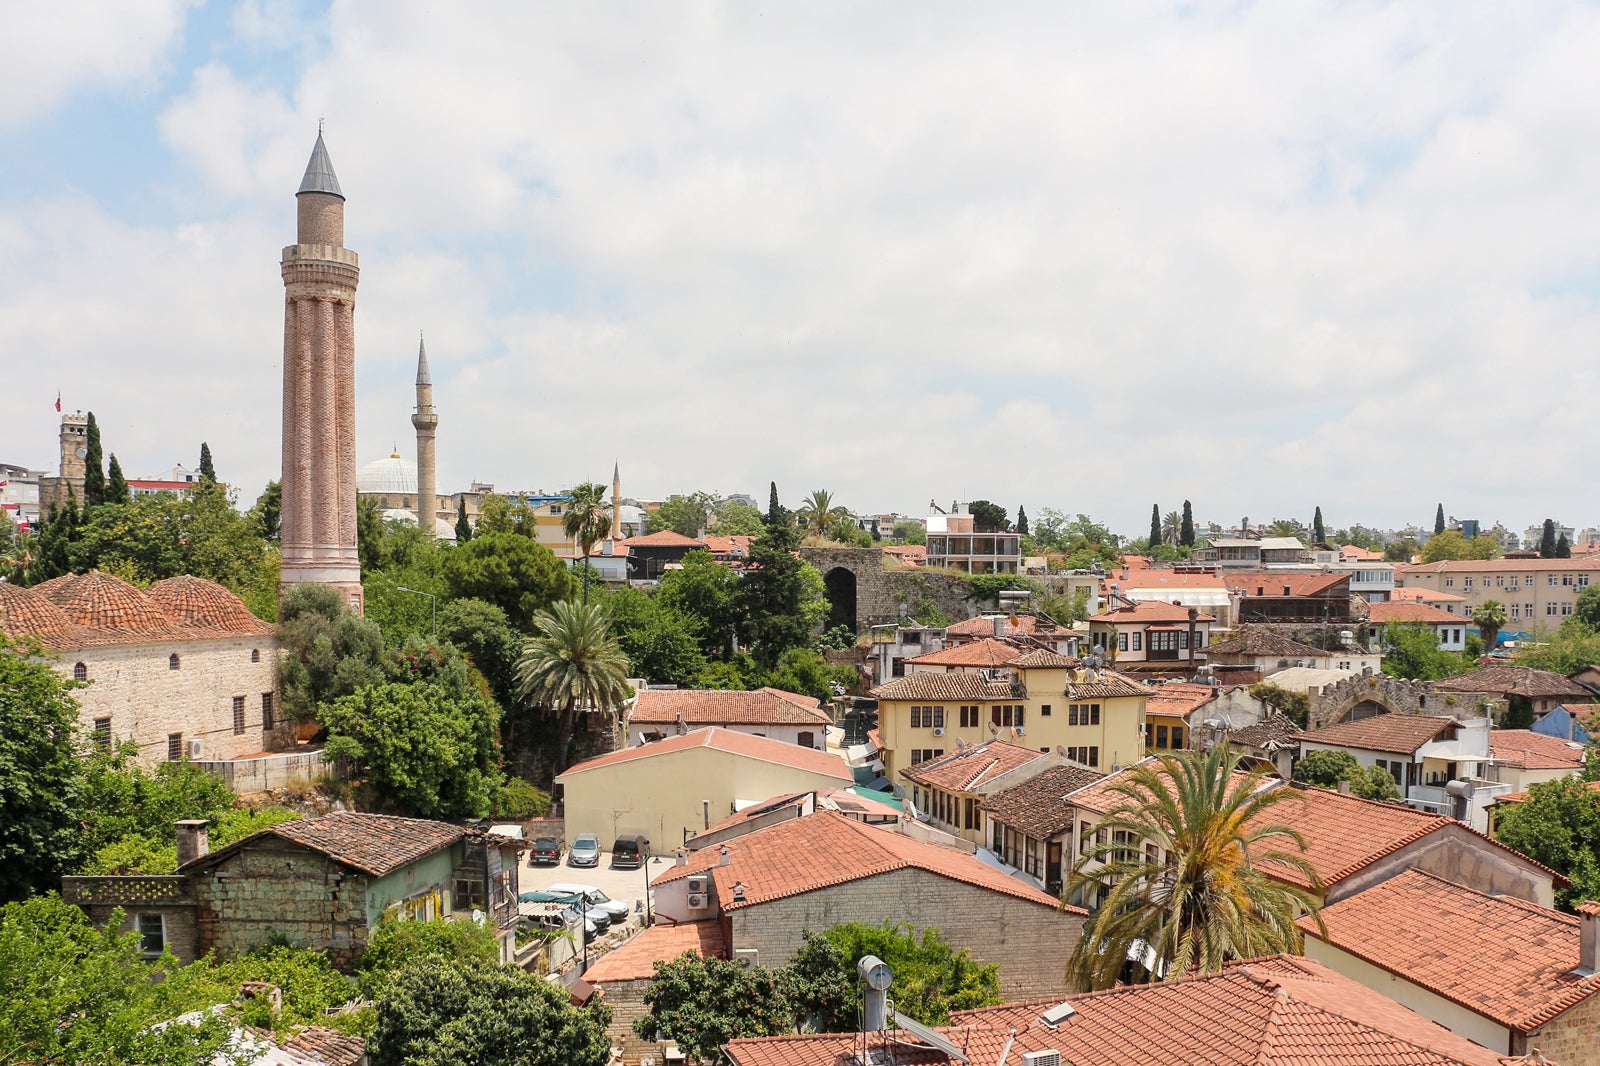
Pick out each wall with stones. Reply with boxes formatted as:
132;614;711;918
798;547;986;633
194;840;370;969
62;875;202;965
1305;673;1501;730
730;867;1078;1000
1519;992;1600;1066
594;978;655;1065
1332;823;1556;908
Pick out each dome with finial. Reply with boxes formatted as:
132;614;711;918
356;451;418;495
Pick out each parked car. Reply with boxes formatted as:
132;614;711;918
547;882;631;923
523;888;610;931
611;834;649;869
567;833;602;867
530;836;561;866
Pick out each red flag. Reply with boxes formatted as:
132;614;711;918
54;392;61;412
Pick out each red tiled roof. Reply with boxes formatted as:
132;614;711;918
146;575;275;636
1010;648;1080;669
556;726;852;782
1089;600;1215;624
652;811;1067;911
1222;571;1351;597
36;571;175;636
1391;587;1467;604
1433;665;1591;700
1205;629;1330;659
623;530;706;548
1367;601;1468;626
183;812;470;878
980;763;1104;838
1113;570;1228;591
1064;669;1154;700
1144;682;1220;718
1490;729;1589;771
1299;713;1459;755
1339;545;1384;561
4;571;272;648
906;638;1021;667
870;673;1017;702
631;687;829;726
276;1026;366;1066
0;580;84;649
900;741;1046;793
1230;711;1307;749
692;792;812;839
583;920;726;984
1300;869;1600;1032
944;613;1067;638
703;534;753;555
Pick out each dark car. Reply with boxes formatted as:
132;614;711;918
611;834;649;869
530;836;561;866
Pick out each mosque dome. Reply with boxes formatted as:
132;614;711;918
34;571;174;637
147;576;274;636
357;450;417;495
0;581;83;649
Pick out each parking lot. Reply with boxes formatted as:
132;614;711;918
521;843;667;921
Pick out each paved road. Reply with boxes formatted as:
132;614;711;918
522;845;667;920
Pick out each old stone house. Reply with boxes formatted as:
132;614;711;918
62;812;525;969
583;920;726;1065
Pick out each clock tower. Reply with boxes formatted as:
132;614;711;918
39;411;89;514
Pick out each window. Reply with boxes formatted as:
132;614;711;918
1548;604;1560;616
1131;631;1142;652
1171;726;1185;749
1581;575;1591;588
168;653;180;671
1066;746;1100;767
1564;603;1574;616
262;693;275;730
1118;632;1128;652
1550;575;1560;586
1156;725;1168;748
1564;574;1576;587
136;914;165;956
960;705;979;728
232;696;246;735
1509;578;1519;590
73;661;87;681
1445;578;1454;588
1511;605;1520;620
251;648;261;663
454;878;486;912
93;718;111;751
1041;704;1052;717
1463;578;1473;590
167;733;183;761
911;706;925;728
932;706;945;729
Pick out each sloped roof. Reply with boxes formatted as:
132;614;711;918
1229;711;1307;749
900;741;1046;793
583;919;726;984
1144;682;1221;718
4;571;271;648
556;726;852;783
905;638;1021;668
1300;869;1600;1032
980;763;1104;838
623;530;705;548
1205;629;1330;659
1089;600;1214;624
1367;601;1467;626
1063;669;1153;700
1433;665;1591;699
1010;649;1080;669
1489;729;1589;770
146;576;275;637
1391;586;1467;603
0;580;83;649
1298;713;1459;755
181;812;469;878
652;811;1066;911
869;673;1017;702
37;571;174;635
1222;571;1351;597
631;687;829;726
945;614;1066;639
297;131;344;198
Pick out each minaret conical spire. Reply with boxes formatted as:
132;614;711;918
297;130;345;199
416;334;431;385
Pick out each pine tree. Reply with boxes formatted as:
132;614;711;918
766;481;785;528
455;499;472;543
1180;501;1195;547
1313;507;1325;545
1149;505;1162;548
1016;506;1029;537
198;441;216;482
1557;533;1572;559
105;454;129;504
82;412;104;510
1540;519;1557;559
1435;504;1446;537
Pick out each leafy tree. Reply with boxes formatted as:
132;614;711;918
766;647;855;703
276;582;387;723
1180;501;1195;547
898;519;925;546
0;638;86;899
1312;507;1325;545
1379;622;1469;680
441;531;576;632
1248;682;1309;728
1493;777;1600;911
1384;537;1419;563
1148;504;1162;548
736;523;825;668
1575;587;1600;632
563;482;612;604
1420;530;1498;563
439;597;522;707
1292;749;1401;802
1557;533;1572;559
105;454;130;504
357;494;387;575
83;411;105;510
648;492;717;537
1067;746;1324;990
778;931;857;1033
371;957;611;1066
69;483;267;590
75;743;237;861
604;586;707;688
1435;504;1446;536
712;499;767;536
1514;622;1600;674
967;500;1009;533
455;498;472;542
250;480;282;542
811;922;1002;1025
1540;519;1558;559
188;944;359;1035
198;442;216;483
636;951;792;1063
825;518;872;547
797;489;850;538
1016;505;1029;536
491;777;552;820
1472;600;1508;653
360;915;502;997
87;803;300;876
515;600;632;761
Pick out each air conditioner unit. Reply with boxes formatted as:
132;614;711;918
686;892;709;910
186;738;205;759
686;875;709;894
932;727;945;736
734;948;760;969
1015;726;1026;737
1022;1051;1063;1066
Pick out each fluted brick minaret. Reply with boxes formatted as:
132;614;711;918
279;131;363;613
610;460;622;539
412;335;438;539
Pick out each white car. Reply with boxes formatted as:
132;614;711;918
547;882;632;923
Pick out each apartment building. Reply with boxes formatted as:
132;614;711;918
1400;559;1600;629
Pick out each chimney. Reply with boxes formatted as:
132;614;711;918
674;847;689;867
175;819;210;865
993;616;1005;638
719;843;732;867
1578;901;1600;976
1336;780;1352;796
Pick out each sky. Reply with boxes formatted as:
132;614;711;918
3;1;1599;540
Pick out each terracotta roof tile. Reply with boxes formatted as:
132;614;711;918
1299;713;1459;755
0;581;84;649
869;673;1018;702
623;530;706;548
631;687;829;727
1433;665;1592;700
183;812;469;877
1489;729;1589;770
652;811;1068;911
556;726;852;782
277;1026;366;1066
980;763;1104;838
4;571;272;648
37;571;175;638
1229;711;1307;749
1145;682;1221;717
1205;629;1330;659
1010;649;1080;669
945;613;1068;638
1300;869;1600;1031
900;740;1046;793
1223;571;1352;597
1063;669;1154;700
1367;601;1469;626
905;637;1022;667
1089;600;1215;624
583;920;726;984
146;575;275;636
1391;587;1467;604
1408;558;1600;574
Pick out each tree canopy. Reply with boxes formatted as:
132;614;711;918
1379;622;1470;680
966;500;1009;533
1419;530;1499;563
1493;776;1600;912
635;951;792;1063
1292;749;1401;802
0;638;86;900
441;531;576;631
276;582;387;723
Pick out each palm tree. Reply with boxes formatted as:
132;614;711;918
562;482;613;604
515;600;633;761
1472;599;1508;654
796;489;850;539
1161;511;1181;546
1066;745;1325;991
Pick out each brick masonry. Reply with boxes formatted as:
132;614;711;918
1517;994;1600;1066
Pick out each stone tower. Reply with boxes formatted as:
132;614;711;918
279;132;363;613
610;460;622;539
39;411;89;514
411;335;438;539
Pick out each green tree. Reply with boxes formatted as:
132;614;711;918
70;482;267;590
604;587;707;688
1557;533;1572;559
898;519;926;546
371;957;611;1066
796;489;850;538
1493;777;1600;911
198;442;216;483
1379;622;1470;680
1067;746;1324;990
357;494;387;575
187;944;359;1035
563;482;612;604
658;550;739;657
635;951;792;1063
1292;749;1401;802
1434;504;1446;536
515;600;632;761
439;597;522;707
1514;622;1600;674
1016;505;1029;536
1540;519;1558;558
83;411;105;510
0;639;85;899
1420;530;1498;563
455;498;472;542
1312;507;1325;545
1180;500;1195;547
967;500;1009;533
1248;682;1309;728
766;647;855;703
360;915;502;998
1162;510;1181;547
766;481;787;528
811;922;1002;1025
648;492;717;537
276;582;387;724
250;480;282;542
736;523;824;668
1148;504;1162;548
778;931;857;1033
441;531;576;632
1575;587;1600;632
1472;600;1508;654
1384;537;1419;563
105;454;130;505
712;499;767;536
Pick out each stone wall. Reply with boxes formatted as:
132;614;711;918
1334;823;1556;908
196;840;370;968
797;547;985;633
62;875;202;965
1518;992;1600;1066
596;978;655;1065
731;867;1078;1000
1305;673;1501;730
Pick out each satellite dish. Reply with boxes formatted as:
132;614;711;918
1056;745;1068;756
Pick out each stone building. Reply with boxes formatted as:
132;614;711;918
0;571;283;765
37;410;89;515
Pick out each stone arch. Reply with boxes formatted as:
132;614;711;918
824;567;858;634
1305;673;1502;730
1346;699;1388;722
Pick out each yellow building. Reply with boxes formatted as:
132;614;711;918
870;649;1149;779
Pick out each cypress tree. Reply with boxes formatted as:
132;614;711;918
1149;505;1162;548
1540;519;1557;558
199;441;216;482
82;412;104;510
1435;504;1446;537
1016;506;1029;537
455;499;472;543
1180;501;1195;547
766;481;785;528
105;454;130;504
1557;533;1572;559
1313;506;1325;545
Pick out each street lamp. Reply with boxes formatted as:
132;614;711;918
395;586;436;638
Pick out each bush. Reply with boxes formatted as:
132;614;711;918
492;778;552;820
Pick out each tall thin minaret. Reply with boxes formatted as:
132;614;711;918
279;131;363;613
412;335;438;539
610;460;622;539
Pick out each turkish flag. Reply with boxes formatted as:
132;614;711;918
55;392;61;412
